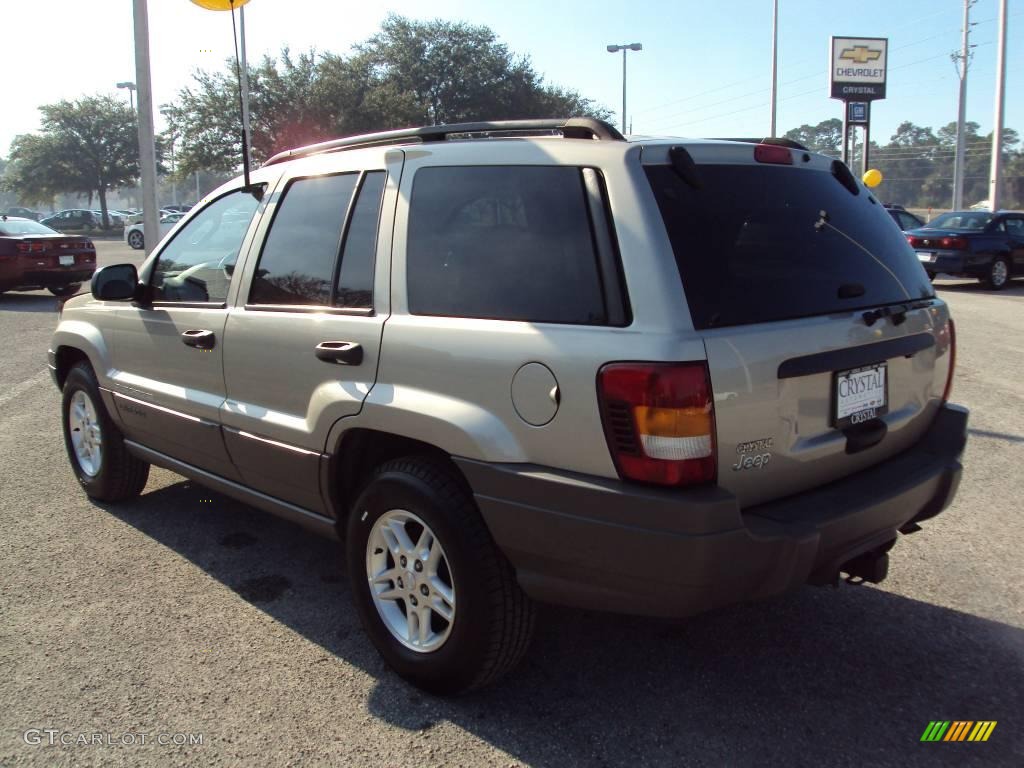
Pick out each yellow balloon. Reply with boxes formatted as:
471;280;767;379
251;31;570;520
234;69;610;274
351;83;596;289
191;0;250;10
863;168;883;188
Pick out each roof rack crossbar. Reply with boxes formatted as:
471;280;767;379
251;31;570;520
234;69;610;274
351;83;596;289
262;118;624;167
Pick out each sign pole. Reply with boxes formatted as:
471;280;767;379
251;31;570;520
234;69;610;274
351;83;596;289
862;104;871;177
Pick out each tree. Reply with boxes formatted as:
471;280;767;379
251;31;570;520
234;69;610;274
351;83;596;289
3;96;139;227
783;119;842;155
164;15;609;177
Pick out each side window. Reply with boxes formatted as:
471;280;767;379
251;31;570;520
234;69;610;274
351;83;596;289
336;171;386;308
152;189;261;303
406;166;608;324
1003;218;1023;235
249;174;358;306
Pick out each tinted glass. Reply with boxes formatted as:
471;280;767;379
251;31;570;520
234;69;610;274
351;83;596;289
336;171;385;308
926;212;994;230
407;166;606;324
645;164;934;330
249;174;358;306
0;220;58;235
152;189;261;303
1005;218;1024;235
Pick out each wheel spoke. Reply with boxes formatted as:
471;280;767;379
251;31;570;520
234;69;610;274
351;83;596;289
406;606;420;644
430;575;454;607
386;518;415;555
415;527;434;561
417;606;432;645
430;596;454;622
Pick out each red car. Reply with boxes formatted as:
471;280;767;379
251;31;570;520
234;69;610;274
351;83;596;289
0;216;96;297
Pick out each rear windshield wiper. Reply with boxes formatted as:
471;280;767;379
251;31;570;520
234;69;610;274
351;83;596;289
862;299;935;327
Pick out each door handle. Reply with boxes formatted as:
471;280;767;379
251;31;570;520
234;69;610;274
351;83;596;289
181;329;216;350
315;341;363;365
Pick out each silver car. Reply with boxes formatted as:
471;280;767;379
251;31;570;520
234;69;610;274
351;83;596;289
49;118;967;694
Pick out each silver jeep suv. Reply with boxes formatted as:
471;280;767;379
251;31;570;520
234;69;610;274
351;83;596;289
49;119;967;694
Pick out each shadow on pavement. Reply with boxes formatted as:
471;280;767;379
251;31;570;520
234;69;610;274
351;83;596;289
0;293;59;313
934;278;1024;297
106;480;1023;767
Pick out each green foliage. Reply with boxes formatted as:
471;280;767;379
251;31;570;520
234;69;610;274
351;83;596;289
784;118;1024;209
163;15;610;177
2;95;140;226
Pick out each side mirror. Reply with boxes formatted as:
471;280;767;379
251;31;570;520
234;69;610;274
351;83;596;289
91;264;139;301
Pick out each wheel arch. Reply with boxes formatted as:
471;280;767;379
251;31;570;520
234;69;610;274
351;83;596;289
328;427;470;534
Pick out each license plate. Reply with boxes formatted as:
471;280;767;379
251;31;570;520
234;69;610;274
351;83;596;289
833;363;888;428
59;255;75;266
916;251;935;262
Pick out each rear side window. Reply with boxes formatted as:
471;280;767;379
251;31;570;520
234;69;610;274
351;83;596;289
407;166;608;324
645;164;935;329
249;174;358;306
336;171;386;308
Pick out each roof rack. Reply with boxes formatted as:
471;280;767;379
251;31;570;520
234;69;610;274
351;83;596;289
709;137;809;151
262;118;625;167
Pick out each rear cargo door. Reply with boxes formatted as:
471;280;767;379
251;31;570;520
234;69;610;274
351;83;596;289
643;144;954;508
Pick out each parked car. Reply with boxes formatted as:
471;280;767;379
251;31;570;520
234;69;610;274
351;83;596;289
0;216;96;296
126;209;173;226
41;209;102;232
2;206;44;221
906;209;1024;289
883;203;925;231
123;212;186;250
50;119;966;694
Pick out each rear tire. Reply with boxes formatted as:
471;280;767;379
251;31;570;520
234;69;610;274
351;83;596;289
127;230;144;250
982;257;1010;290
346;456;535;694
61;362;150;502
49;284;81;297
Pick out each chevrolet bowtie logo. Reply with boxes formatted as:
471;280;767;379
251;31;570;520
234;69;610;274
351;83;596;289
840;46;882;64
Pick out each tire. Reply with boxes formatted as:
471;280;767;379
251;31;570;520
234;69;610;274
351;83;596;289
61;362;150;502
127;230;144;250
982;257;1010;291
48;284;81;297
347;456;535;695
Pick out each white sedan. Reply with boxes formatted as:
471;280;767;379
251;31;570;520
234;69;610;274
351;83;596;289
123;212;186;250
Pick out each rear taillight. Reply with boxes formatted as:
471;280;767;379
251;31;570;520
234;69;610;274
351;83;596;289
598;362;716;487
753;143;793;165
906;235;968;250
941;318;956;403
15;242;48;255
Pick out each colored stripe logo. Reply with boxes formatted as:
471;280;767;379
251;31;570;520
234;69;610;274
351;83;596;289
921;721;997;742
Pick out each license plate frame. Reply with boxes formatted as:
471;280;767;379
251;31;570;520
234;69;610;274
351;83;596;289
832;362;888;428
916;251;935;262
59;255;75;266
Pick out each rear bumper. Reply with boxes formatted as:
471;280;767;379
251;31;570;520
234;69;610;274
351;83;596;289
456;403;968;618
0;268;94;290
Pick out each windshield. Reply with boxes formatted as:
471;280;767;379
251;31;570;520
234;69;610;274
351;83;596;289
645;163;934;329
925;212;994;231
0;219;59;235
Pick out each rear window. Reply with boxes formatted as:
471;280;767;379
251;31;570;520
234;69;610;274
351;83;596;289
0;220;57;235
645;164;934;329
926;212;993;230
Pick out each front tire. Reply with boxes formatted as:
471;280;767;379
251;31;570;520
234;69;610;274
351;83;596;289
347;457;535;694
982;257;1010;290
61;362;150;501
127;230;144;250
49;283;81;297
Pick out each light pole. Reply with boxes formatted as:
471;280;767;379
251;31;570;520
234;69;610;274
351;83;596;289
769;0;778;137
116;81;136;112
606;43;642;134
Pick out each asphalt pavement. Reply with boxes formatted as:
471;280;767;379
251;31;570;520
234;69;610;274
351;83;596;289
1;242;1021;766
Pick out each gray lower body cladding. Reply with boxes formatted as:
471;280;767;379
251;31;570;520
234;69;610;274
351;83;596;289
455;403;968;618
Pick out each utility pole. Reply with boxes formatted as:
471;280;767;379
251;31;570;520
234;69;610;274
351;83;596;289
132;0;159;255
989;0;1008;211
769;0;779;137
952;0;976;210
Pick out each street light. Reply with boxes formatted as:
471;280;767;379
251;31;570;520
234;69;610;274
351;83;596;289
116;81;136;112
606;43;642;134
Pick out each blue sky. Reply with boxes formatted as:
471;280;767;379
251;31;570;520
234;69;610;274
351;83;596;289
2;0;1021;155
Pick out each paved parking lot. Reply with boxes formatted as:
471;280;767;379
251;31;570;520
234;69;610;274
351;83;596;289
1;241;1022;766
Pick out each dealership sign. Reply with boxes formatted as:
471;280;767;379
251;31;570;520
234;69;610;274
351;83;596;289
830;37;888;100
